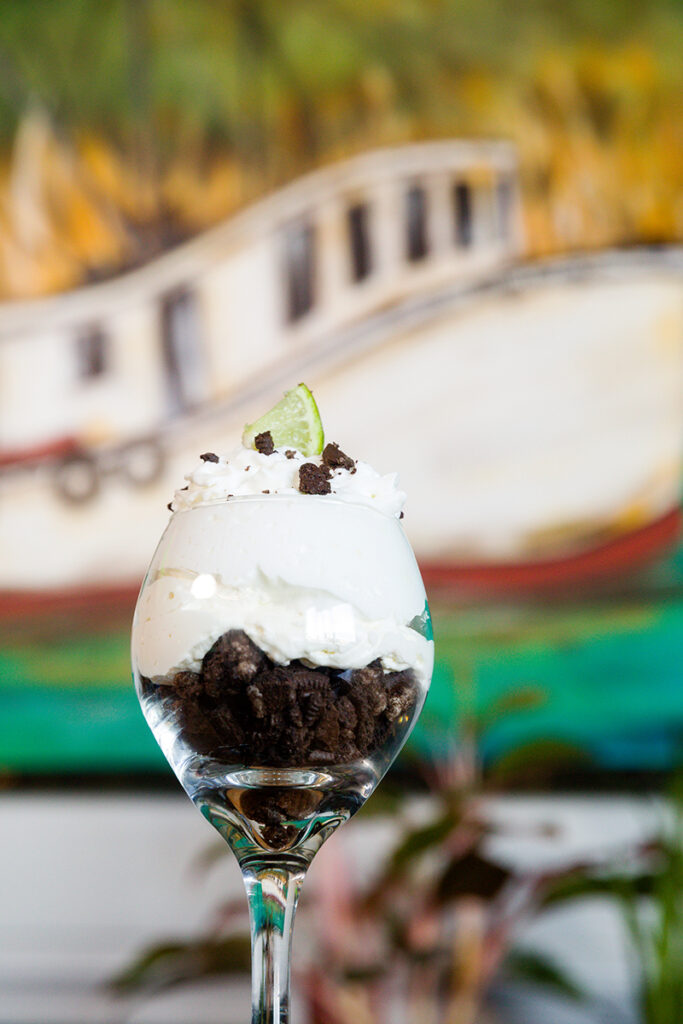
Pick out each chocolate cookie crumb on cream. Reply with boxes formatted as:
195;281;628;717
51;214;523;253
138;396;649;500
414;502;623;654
200;452;219;463
204;629;264;687
299;463;331;495
285;450;296;460
255;431;275;455
322;442;355;472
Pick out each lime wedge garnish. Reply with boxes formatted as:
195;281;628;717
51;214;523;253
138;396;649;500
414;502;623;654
242;383;324;456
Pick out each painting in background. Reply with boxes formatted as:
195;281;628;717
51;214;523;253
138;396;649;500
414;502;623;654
1;0;682;782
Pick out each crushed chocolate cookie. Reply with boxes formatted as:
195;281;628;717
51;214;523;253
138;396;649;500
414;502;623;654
173;670;204;698
285;450;296;459
203;629;264;691
200;452;219;463
173;696;224;754
254;431;275;455
298;463;331;495
181;485;189;491
151;629;419;769
240;788;317;827
322;442;355;472
239;788;321;849
352;658;383;687
386;672;416;720
399;511;405;519
262;489;270;494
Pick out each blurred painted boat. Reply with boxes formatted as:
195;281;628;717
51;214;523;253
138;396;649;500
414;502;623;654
0;140;682;603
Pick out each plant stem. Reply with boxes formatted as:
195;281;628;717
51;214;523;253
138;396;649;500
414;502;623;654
242;857;307;1024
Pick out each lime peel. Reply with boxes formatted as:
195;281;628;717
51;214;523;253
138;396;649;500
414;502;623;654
242;383;324;457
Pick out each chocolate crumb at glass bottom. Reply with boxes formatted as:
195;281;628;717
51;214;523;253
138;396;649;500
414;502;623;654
139;630;421;853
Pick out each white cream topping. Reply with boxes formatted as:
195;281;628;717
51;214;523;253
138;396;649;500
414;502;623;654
170;444;406;519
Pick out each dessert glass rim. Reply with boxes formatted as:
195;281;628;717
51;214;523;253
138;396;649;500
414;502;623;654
169;491;403;521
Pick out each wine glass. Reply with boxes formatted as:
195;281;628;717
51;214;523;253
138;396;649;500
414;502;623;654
132;494;433;1023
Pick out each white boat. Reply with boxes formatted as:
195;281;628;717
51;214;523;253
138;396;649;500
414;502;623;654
1;141;682;599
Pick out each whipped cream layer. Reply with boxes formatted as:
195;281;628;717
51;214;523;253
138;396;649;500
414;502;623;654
170;444;406;519
132;497;432;688
134;571;431;683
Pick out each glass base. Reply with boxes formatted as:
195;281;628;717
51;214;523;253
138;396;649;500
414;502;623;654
180;757;378;862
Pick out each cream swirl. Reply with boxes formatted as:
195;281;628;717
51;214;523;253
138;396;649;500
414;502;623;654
134;570;432;686
170;444;406;518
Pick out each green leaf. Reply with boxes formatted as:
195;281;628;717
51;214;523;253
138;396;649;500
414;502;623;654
361;808;464;912
109;934;251;994
505;949;584;1002
539;870;658;911
341;963;390;983
487;739;590;787
434;849;510;904
384;811;458;876
476;685;547;728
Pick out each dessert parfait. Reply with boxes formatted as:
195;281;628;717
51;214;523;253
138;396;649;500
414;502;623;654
132;385;433;856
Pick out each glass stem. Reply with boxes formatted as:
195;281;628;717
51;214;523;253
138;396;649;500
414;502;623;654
242;857;307;1024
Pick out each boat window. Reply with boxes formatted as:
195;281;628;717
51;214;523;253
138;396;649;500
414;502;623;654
405;184;429;262
76;325;108;379
347;202;372;282
453;181;473;247
496;175;514;239
160;288;205;414
283;220;316;322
